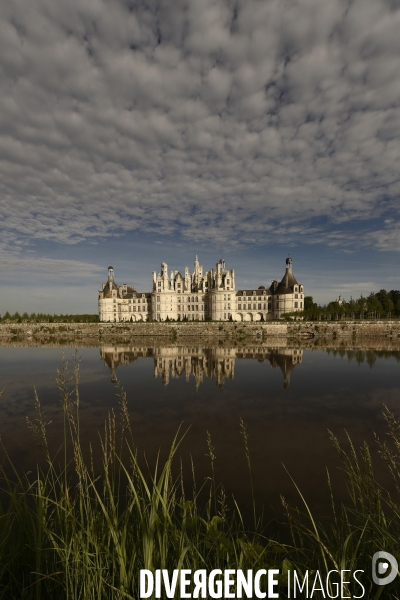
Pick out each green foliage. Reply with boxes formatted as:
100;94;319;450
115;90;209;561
0;313;99;324
299;288;400;320
304;296;316;310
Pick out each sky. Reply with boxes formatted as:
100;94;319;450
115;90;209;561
1;0;400;314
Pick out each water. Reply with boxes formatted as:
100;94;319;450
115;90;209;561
1;342;399;518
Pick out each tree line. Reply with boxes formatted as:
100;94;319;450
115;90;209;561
300;289;400;320
0;312;99;323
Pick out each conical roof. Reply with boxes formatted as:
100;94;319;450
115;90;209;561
276;267;299;294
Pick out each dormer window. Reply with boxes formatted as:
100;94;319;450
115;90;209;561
253;291;256;296
243;291;246;296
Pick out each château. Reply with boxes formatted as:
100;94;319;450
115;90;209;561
98;257;304;322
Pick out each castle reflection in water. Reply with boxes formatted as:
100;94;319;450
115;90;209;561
100;345;303;389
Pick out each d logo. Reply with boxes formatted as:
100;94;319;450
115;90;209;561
372;552;398;586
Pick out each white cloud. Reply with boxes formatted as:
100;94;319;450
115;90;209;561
0;0;399;251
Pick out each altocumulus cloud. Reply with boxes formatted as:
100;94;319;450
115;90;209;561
1;0;400;252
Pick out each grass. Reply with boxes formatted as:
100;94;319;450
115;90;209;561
0;357;400;598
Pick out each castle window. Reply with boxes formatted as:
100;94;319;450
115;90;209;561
228;295;231;300
295;294;298;299
300;302;302;308
238;304;242;310
253;304;256;310
243;291;246;296
227;280;230;284
258;304;261;309
295;302;298;308
263;303;266;309
253;291;256;296
248;304;251;310
263;291;266;295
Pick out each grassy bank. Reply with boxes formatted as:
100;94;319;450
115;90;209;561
0;359;399;598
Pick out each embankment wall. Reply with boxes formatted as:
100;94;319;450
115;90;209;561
0;320;400;345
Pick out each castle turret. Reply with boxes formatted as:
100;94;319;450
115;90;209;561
108;266;114;290
185;266;191;291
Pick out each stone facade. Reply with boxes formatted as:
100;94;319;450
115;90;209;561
98;257;304;322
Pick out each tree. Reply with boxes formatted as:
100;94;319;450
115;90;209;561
304;296;315;310
367;293;382;314
357;295;367;314
389;290;400;315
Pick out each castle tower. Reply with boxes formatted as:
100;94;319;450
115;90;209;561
108;266;114;289
161;262;168;290
185;266;191;291
270;257;304;319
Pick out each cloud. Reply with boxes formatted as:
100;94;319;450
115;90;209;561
0;253;103;277
0;0;400;251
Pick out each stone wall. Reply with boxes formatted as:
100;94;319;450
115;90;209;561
0;320;400;344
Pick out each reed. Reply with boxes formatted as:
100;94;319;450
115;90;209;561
0;360;399;598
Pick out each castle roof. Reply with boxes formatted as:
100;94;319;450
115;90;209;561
274;268;299;294
100;281;137;299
